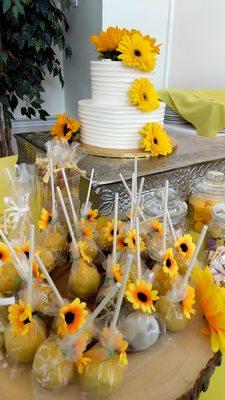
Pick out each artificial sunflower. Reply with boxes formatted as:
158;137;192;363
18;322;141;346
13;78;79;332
124;229;146;253
15;242;42;278
162;248;179;279
78;240;92;263
8;299;33;336
174;234;195;260
81;222;94;240
100;327;128;366
181;285;196;319
150;219;163;235
102;220;123;243
86;208;98;223
129;78;159;112
96;216;108;230
76;355;92;374
192;267;225;354
15;241;30;257
117;234;129;251
38;208;52;231
91;26;129;58
0;243;11;264
57;298;88;337
140;122;172;156
125;279;159;313
112;263;123;283
117;32;156;72
51;113;80;142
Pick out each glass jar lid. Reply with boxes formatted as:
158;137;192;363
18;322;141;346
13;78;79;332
144;187;188;222
193;170;225;198
212;202;225;227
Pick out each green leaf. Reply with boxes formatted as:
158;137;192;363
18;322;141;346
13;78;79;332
3;0;11;13
28;107;36;116
0;52;7;63
21;107;27;116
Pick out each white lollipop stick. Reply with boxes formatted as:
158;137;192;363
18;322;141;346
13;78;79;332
27;224;34;305
84;168;94;215
182;225;208;288
167;209;177;242
130;174;135;229
0;297;15;306
134;156;138;198
133;177;145;221
57;186;79;259
35;254;64;307
61;168;79;231
49;158;57;219
136;217;141;280
119;173;146;221
0;229;27;280
66;282;121;346
112;193;119;266
162;180;169;254
111;254;133;329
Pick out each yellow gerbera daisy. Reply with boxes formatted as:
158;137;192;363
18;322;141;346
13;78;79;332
181;285;196;319
102;220;123;243
112;263;123;283
140;122;172;156
117;32;156;72
125;279;159;313
130;29;161;54
78;240;92;263
124;229;146;253
51;112;80;142
0;243;11;264
129;78;159;112
192;267;225;354
174;234;195;260
117;233;129;251
162;248;179;279
38;208;52;231
57;298;88;337
91;26;129;55
150;219;163;235
8;299;33;336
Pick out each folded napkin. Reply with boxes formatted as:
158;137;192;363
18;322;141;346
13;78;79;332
159;89;225;137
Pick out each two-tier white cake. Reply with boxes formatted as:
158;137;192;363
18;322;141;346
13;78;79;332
78;60;166;154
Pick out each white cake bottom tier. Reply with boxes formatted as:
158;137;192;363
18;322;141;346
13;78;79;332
78;99;166;150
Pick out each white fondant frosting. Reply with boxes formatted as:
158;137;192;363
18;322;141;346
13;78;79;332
78;60;165;151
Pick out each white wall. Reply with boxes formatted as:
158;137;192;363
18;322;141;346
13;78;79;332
102;0;172;89
169;0;225;88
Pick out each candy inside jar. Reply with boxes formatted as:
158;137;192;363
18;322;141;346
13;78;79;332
189;171;225;233
206;201;225;251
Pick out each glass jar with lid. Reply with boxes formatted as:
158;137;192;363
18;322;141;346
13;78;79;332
143;187;188;260
189;171;225;233
206;202;225;251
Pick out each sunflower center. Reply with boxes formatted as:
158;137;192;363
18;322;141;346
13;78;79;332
143;93;148;101
0;252;3;259
65;311;75;325
134;49;141;57
111;229;119;236
132;237;136;245
137;292;148;303
24;251;29;258
63;124;70;136
166;258;172;268
180;243;188;252
153;137;158;144
23;318;31;325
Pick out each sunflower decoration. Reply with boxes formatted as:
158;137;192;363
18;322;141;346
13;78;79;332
8;299;33;336
38;208;52;231
96;216;108;231
50;113;80;142
117;233;129;251
0;243;11;265
57;298;88;337
84;208;99;223
125;279;159;313
124;229;146;253
162;248;179;279
117;32;156;72
76;354;92;374
91;26;129;59
81;221;94;240
77;240;92;264
192;267;225;354
140;122;172;156
181;285;196;319
15;242;43;279
129;78;159;112
150;219;163;236
174;234;195;260
112;263;123;283
100;327;128;366
102;220;123;243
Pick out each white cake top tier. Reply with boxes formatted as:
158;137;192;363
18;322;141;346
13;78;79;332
91;60;155;106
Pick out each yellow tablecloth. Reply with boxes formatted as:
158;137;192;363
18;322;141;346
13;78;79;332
200;358;225;400
159;89;225;137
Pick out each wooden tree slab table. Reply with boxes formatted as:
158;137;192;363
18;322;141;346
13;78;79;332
0;309;221;400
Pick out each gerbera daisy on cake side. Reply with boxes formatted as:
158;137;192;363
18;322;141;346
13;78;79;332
140;122;172;156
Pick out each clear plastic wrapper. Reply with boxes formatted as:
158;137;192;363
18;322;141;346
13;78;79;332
35;246;55;273
40;220;68;267
0;261;21;294
19;280;58;316
68;257;101;299
32;336;75;389
155;296;189;332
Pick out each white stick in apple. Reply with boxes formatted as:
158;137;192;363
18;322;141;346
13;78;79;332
136;217;141;280
84;168;94;216
112;193;119;266
119;173;146;221
162;180;169;254
27;224;35;305
0;229;27;280
61;168;79;231
49;158;57;219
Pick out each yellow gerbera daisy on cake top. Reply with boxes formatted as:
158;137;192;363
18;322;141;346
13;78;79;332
117;32;156;72
91;26;129;55
129;78;159;112
130;29;161;55
125;279;159;313
51;113;80;142
140;122;172;156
